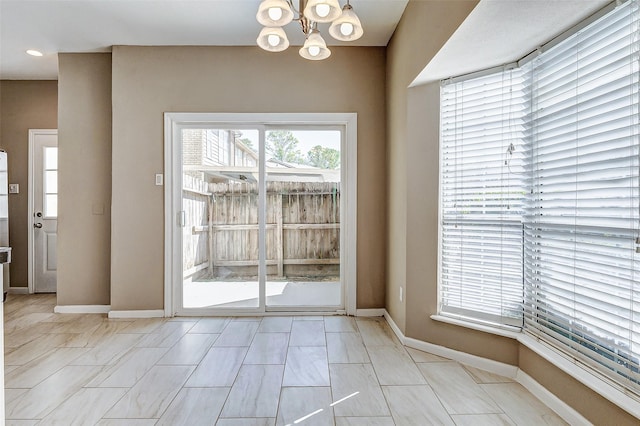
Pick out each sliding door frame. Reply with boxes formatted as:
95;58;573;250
164;112;357;316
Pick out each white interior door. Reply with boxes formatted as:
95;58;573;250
30;130;58;293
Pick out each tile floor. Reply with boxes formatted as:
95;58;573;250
4;294;568;425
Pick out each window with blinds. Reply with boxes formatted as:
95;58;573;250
440;69;527;327
523;0;640;391
439;0;640;393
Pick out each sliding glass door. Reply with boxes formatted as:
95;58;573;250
167;115;354;315
181;127;262;310
265;128;342;309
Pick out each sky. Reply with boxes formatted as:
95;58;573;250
238;129;341;155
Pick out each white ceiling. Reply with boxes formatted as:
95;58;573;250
414;0;610;85
0;0;409;80
0;0;616;81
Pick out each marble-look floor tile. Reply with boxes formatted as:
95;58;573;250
382;385;455;425
355;318;402;347
214;321;260;347
407;347;449;363
220;364;284;418
60;320;136;348
282;346;330;386
189;317;231;333
418;362;501;414
4;312;56;334
5;347;89;388
5;333;80;366
185;346;247;387
480;383;568;426
157;333;217;365
244;332;289;364
5;388;28;406
335;417;395;426
329;363;390;417
39;387;128;425
463;365;513;384
50;314;105;334
367;345;426;385
326;332;370;364
156;387;230;426
258;316;292;333
6;365;102;420
6;420;40;426
289;320;325;346
294;316;325;321
451;413;515;425
216;419;275;426
5;327;48;348
117;318;164;334
324;316;357;332
70;333;142;366
135;320;197;348
88;347;169;388
104;365;195;419
276;387;334;426
95;420;158;426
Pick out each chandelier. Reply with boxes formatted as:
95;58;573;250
256;0;363;61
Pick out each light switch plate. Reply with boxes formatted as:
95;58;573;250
155;174;163;186
8;183;19;194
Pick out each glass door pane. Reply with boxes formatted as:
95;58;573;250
181;128;261;309
264;129;342;309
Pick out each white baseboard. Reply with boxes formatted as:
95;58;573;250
54;305;111;314
108;309;165;319
517;370;591;425
355;308;385;317
8;287;29;294
382;309;589;425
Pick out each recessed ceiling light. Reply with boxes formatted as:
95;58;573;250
26;50;43;57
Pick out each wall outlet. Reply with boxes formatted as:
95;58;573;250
399;286;403;302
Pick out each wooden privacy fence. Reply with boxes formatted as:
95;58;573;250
183;175;340;280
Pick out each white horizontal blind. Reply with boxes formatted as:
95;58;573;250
440;69;526;327
523;0;640;391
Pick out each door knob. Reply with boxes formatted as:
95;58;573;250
34;223;42;229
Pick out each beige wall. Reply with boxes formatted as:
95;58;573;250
519;346;639;425
110;46;386;310
388;0;637;421
57;53;112;305
385;0;479;334
0;80;58;288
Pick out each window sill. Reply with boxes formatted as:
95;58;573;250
431;314;640;419
430;314;522;339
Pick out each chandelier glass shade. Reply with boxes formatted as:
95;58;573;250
256;0;363;60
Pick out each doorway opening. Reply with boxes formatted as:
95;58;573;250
165;114;357;315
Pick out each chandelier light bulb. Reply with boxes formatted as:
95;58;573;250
328;4;364;42
256;0;294;27
267;34;281;47
340;22;354;36
299;30;331;60
315;4;331;18
303;0;341;23
267;7;283;21
257;26;290;52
